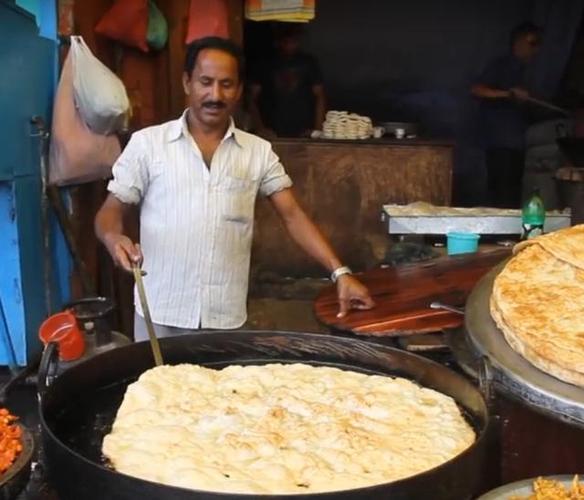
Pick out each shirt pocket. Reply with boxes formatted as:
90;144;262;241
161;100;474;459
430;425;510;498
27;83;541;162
220;175;257;224
223;175;254;192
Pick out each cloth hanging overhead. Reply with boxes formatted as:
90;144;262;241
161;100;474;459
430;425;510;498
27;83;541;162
245;0;315;22
146;1;168;51
95;0;149;52
185;0;229;44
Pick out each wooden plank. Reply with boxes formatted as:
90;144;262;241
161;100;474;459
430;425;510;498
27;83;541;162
227;0;244;44
314;248;510;336
159;0;190;118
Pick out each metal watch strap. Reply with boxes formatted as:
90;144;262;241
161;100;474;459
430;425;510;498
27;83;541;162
331;266;352;283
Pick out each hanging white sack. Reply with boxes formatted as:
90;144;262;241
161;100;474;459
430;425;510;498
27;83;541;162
48;50;121;186
70;35;131;135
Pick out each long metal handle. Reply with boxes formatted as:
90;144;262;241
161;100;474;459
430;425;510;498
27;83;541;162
524;96;570;116
132;265;163;366
430;301;465;315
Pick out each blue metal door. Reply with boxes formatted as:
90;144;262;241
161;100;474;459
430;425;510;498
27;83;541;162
0;0;64;365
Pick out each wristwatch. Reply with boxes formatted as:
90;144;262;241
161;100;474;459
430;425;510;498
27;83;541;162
331;266;352;283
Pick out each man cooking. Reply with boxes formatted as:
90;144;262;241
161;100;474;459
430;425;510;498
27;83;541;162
95;37;373;341
471;22;542;208
249;24;326;138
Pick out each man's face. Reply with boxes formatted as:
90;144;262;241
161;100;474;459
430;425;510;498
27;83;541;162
513;32;541;62
183;48;242;129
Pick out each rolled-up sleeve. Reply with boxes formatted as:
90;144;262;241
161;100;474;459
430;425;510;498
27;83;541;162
258;146;293;197
107;132;150;205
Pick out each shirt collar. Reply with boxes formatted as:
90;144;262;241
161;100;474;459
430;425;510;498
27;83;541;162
167;109;244;147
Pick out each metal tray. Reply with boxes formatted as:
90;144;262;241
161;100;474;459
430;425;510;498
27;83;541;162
463;263;584;428
381;206;571;235
477;475;582;499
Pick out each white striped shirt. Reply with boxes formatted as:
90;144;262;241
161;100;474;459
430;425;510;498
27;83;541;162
107;111;293;329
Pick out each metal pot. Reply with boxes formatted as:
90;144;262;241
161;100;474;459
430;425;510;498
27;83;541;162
39;331;489;500
378;122;419;138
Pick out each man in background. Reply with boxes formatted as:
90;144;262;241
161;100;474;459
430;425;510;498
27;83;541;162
250;24;326;138
472;23;542;208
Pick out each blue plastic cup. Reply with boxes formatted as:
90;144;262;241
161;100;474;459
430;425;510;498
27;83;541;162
447;232;480;255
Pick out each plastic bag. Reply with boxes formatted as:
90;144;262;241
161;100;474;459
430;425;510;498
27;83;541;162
71;36;130;135
48;50;121;186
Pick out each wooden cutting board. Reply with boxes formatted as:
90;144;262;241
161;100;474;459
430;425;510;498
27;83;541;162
314;248;510;336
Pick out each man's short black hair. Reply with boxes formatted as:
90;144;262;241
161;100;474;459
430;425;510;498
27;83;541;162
510;22;542;44
184;37;245;81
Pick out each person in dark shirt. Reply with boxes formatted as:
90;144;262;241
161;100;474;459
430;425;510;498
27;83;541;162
472;23;542;208
250;24;326;138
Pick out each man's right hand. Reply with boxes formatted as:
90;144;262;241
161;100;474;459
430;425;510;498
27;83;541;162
104;234;143;272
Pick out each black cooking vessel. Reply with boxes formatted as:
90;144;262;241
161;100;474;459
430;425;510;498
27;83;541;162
39;331;489;500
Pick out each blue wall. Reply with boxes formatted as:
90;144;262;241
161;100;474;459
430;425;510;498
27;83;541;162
0;0;71;365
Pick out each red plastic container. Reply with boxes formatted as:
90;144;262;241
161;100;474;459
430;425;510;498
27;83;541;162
39;311;85;361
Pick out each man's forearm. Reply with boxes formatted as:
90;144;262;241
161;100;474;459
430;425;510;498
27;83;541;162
281;207;342;273
95;196;125;247
471;84;511;99
95;196;142;270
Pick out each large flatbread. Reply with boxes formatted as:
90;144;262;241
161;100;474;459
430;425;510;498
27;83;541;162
491;225;584;386
102;363;475;494
513;224;584;271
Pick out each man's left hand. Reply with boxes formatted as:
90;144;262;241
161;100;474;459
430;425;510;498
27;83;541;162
336;275;375;319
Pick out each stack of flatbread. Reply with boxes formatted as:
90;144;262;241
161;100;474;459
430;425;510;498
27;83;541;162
490;225;584;387
322;111;372;140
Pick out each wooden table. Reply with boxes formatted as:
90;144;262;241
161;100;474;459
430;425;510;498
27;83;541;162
314;248;510;336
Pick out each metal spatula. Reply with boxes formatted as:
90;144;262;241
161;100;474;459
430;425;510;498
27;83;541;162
132;264;164;366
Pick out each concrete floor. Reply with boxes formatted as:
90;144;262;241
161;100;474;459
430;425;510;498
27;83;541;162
246;298;327;333
246;276;331;333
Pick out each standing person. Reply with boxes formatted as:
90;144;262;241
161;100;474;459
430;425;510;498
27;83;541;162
250;24;326;138
95;37;373;341
471;22;542;208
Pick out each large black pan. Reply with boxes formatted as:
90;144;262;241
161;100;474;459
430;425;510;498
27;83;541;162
39;330;489;500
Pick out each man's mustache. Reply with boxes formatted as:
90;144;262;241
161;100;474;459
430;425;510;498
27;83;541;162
203;101;226;109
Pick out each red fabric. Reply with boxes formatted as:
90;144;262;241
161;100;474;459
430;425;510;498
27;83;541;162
95;0;149;52
185;0;229;44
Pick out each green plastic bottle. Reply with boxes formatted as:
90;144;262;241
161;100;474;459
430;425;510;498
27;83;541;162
521;188;545;240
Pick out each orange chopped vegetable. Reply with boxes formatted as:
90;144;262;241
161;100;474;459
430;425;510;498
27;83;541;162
510;475;584;499
0;408;22;473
